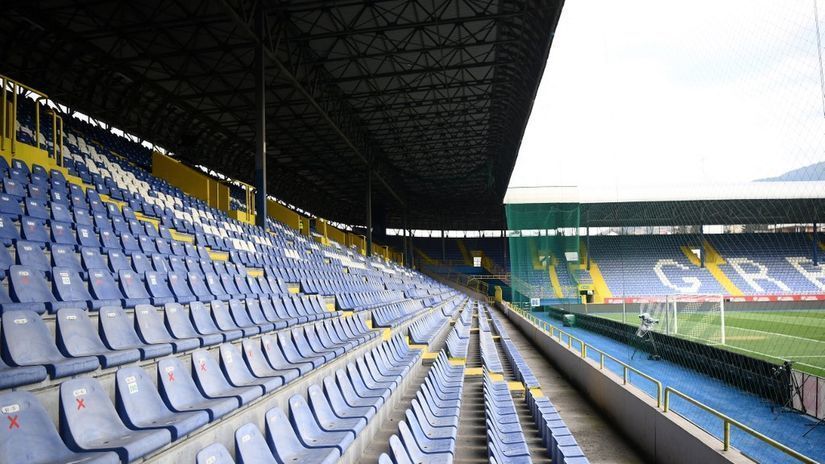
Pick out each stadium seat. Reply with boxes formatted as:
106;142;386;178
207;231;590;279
156;357;237;422
55;307;141;368
164;303;222;347
59;377;171;462
52;267;94;310
118;269;152;307
87;269;125;309
115;366;210;440
235;422;277;464
0;390;120;464
1;310;99;378
196;443;236;464
189;301;243;342
134;304;200;352
219;342;283;393
190;348;261;405
241;337;300;384
264;406;340;464
98;306;173;360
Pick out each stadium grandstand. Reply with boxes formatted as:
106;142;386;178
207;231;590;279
0;1;823;464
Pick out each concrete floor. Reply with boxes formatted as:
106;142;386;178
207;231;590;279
492;305;647;464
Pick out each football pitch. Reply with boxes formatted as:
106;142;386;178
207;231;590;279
595;309;825;376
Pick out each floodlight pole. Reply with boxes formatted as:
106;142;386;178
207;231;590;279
253;4;267;228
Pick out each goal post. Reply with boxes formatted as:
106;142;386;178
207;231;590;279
662;294;726;345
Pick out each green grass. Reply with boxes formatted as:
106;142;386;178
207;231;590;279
594;309;825;376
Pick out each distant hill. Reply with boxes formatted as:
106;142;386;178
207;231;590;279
757;161;825;182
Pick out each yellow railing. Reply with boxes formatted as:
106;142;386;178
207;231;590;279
512;306;662;407
507;305;816;463
0;74;64;163
663;387;817;464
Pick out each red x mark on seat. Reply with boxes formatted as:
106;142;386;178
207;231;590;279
167;371;175;382
7;415;19;429
76;398;86;410
199;360;207;372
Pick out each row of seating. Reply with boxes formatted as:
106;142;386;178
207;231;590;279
527;388;589;463
0;314;380;463
0;300;361;387
372;300;426;327
379;351;465;464
0;261;304;314
484;370;532;463
334;290;405;311
195;334;421;464
488;308;540;388
480;329;503;373
408;310;454;346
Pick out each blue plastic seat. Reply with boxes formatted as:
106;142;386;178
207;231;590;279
76;223;100;248
167;271;195;303
262;333;313;376
288;394;355;454
164;303;222;347
24;198;48;220
50;201;72;221
204;273;230;300
134;304;199;353
99;230;119;249
0;391;119;464
307;384;367;435
156;357;237;422
0;194;21;218
51;243;83;274
196;443;236;464
15;240;50;274
115;366;209;440
244;298;279;330
235;422;277;464
211;300;257;337
219;342;282;393
168;256;187;273
189;301;242;342
397;421;452;463
98;306;173;360
242;337;299;384
0;215;19;244
20;217;48;242
191;349;261;405
187;272;212;302
121;233;140;254
0;243;12;273
118;269;152;307
280;330;325;369
1;309;99;377
87;269;124;309
322;374;376;420
144;271;175;305
51;267;93;310
132;252;154;273
55;307;140;368
265;407;340;464
151;254;169;272
6;264;54;314
50;220;76;245
59;377;171;462
107;250;132;273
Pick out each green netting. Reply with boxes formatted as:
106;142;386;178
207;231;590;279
506;202;581;309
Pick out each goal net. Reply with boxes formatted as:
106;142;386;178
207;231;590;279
641;295;726;345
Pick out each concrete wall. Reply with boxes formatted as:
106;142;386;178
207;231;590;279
499;303;752;464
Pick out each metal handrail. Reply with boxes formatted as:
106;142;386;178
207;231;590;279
508;304;816;463
663;387;817;464
511;306;662;407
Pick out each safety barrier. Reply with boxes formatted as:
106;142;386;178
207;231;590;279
508;305;817;464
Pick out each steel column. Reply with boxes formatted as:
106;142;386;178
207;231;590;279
253;4;267;228
366;168;372;257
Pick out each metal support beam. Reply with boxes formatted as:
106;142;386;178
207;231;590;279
253;5;267;228
586;226;591;271
366;168;372;257
403;213;409;268
699;224;705;268
814;222;819;266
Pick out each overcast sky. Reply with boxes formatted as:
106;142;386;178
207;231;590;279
509;0;825;191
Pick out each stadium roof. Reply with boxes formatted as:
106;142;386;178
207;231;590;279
504;183;825;227
1;0;564;230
